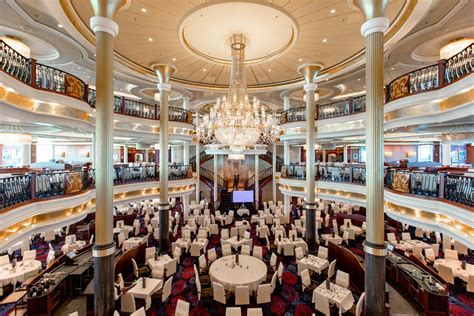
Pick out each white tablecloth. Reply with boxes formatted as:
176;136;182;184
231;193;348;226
128;277;162;309
237;208;250;216
434;259;474;282
298;255;329;274
0;260;42;287
340;225;362;235
61;240;87;254
405;239;432;249
123;237;145;251
391;240;415;252
113;225;134;235
209;255;267;293
223;236;252;249
321;234;343;245
275;238;308;255
172;238;191;252
147;254;173;271
313;282;354;310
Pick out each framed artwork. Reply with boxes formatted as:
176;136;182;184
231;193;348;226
459;150;467;161
352;153;359;160
451;151;459;163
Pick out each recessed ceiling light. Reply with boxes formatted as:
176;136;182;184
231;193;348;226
203;68;207;72
268;69;272;72
78;66;81;70
322;38;327;43
141;8;147;13
86;75;90;78
148;38;153;42
325;78;329;81
298;58;302;62
57;24;63;28
357;78;360;81
330;9;336;14
390;67;395;70
172;58;176;62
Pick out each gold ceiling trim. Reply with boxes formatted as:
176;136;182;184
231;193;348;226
0;184;195;242
59;0;418;90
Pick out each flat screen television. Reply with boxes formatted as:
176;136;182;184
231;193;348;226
232;190;254;203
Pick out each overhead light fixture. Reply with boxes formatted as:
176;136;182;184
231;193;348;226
172;58;176;61
330;9;336;14
57;24;64;28
148;38;153;42
141;8;147;13
322;38;327;43
440;38;474;59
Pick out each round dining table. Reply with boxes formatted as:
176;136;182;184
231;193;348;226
0;260;42;288
209;255;267;293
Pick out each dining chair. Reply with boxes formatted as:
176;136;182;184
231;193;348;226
314;291;330;316
222;244;232;257
241;244;251;256
243;231;251;239
230;227;239;238
401;232;411;241
335;270;350;288
256;283;272;304
437;264;454;284
270;270;278;293
207;248;217;263
318;246;328;260
131;258;148;279
247;308;263;316
162;276;173;302
190;242;202;257
152;264;165;279
355;292;366;316
454;241;468;255
295;247;304;260
269;252;277;270
175;299;190;316
277;262;284;284
444;249;458;261
145;247;155;261
198;254;208;273
434;232;442;244
166;258;177;277
430;243;440;258
221;229;230;240
131;307;146;316
386;233;396;242
213;282;227;304
226;307;242;316
121;292;137;314
195;269;202;301
210;224;219;235
467;275;474;293
23;250;36;261
173;246;182;264
328;259;337;279
253;246;263;261
300;269;312;292
235;285;250;305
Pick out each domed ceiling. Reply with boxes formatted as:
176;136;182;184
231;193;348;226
65;0;407;89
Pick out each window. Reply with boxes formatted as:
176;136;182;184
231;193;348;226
417;145;433;162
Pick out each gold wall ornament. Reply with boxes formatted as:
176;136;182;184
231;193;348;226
388;74;410;100
65;172;84;194
65;74;86;100
392;173;410;193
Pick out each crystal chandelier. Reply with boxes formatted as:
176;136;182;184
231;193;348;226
196;34;279;153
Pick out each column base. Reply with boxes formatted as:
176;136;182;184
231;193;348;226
305;203;317;253
364;241;387;316
159;203;171;254
93;242;115;316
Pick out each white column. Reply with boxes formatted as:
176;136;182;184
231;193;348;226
196;142;201;203
183;141;190;165
272;143;277;202
183;194;189;218
322;149;326;163
442;143;451;166
170;145;176;163
255;154;259;206
283;95;291;111
20;144;31;166
182;96;190;110
91;133;96;167
343;145;348;163
123;145;128;163
284;142;290;165
284;195;291;214
144;149;149;163
213;154;218;204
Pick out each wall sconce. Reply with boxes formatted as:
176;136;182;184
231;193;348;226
405;151;416;158
384;152;393;158
85;151;91;158
58;151;66;158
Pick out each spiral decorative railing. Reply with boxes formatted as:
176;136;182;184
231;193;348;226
280;44;473;124
0;40;194;124
279;164;473;208
248;167;273;187
0;164;193;210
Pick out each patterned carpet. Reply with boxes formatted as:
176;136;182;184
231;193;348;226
1;203;473;315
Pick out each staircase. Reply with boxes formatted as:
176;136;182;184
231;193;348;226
190;151;213;172
259;151;284;171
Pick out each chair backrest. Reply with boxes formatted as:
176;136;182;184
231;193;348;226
424;248;435;262
183;230;191;240
256;283;272;304
131;307;146;316
454;241;468;255
166;258;177;276
197;229;208;239
175;299;190;316
23;250;36;261
336;270;350;288
241;245;251;256
65;235;76;244
117;273;124;289
467;274;474;293
162;276;173;302
435;231;442;244
145;247;155;260
318;246;328;260
401;232;411;240
195;267;202;300
386;232;396;242
295;247;304;260
328;259;337;279
413;244;423;258
289;230;297;240
343;219;352;226
121;292;136;313
208;248;217;262
247;308;263;316
271;270;278;293
221;229;229;240
226;307;242;316
243;231;251;239
355;292;366;316
342;231;349;243
199;254;207;270
235;285;250;305
301;269;311;289
277;262;284;281
444;249;458;261
213;282;226;304
442;235;452;251
430;243;440;258
437;264;454;284
131;258;139;279
222;244;232;256
253;246;263;260
270;252;277;268
314;291;330;316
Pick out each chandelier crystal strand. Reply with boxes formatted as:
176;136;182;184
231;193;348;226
197;34;279;152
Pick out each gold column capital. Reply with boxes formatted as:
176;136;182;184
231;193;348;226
350;0;389;20
90;0;131;19
297;63;324;84
152;63;177;84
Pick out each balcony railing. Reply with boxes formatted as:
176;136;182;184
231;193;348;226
0;40;194;123
280;44;473;124
0;164;193;210
279;164;473;208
